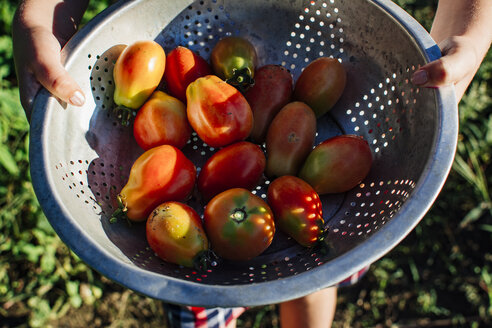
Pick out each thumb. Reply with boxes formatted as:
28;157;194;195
411;36;477;88
31;51;86;108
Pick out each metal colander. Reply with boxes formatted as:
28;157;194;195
30;0;458;307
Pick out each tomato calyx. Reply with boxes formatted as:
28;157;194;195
311;224;333;254
226;67;255;93
113;105;135;126
192;249;220;271
109;194;131;224
230;206;248;224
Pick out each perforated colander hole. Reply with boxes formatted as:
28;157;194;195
137;248;161;268
333;179;415;236
58;159;111;212
310;253;323;264
187;132;217;160
180;1;229;51
88;47;124;123
282;0;346;76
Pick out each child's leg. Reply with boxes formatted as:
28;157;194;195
279;287;338;328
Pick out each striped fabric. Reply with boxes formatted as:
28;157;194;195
164;266;369;328
336;265;370;287
165;304;246;328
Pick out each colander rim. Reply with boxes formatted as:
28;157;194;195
29;0;458;307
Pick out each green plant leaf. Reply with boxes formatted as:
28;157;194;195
0;143;19;176
40;246;57;273
20;243;44;263
459;204;486;228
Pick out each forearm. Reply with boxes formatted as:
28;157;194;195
14;0;89;45
432;0;492;64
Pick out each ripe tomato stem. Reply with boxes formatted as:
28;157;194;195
113;105;135;126
109;194;130;224
226;67;255;92
230;207;248;224
192;249;218;271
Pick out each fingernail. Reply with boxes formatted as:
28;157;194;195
411;70;428;85
70;91;85;106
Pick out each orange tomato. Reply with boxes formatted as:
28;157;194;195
133;91;192;150
146;202;208;268
114;145;196;222
113;40;166;109
186;75;253;148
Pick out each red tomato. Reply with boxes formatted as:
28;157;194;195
299;135;373;194
265;101;317;178
186;75;253;148
146;202;209;268
294;57;346;118
113;40;166;110
267;176;324;247
133;91;192;150
197;141;266;201
204;188;275;261
113;145;196;222
244;65;293;143
163;46;212;102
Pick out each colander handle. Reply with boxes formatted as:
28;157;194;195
425;44;442;62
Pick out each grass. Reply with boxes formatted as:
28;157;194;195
1;0;491;327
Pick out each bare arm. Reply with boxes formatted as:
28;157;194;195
12;0;89;120
412;0;492;102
